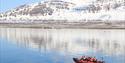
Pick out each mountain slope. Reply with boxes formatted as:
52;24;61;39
0;0;125;22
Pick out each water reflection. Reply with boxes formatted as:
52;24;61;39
0;28;125;63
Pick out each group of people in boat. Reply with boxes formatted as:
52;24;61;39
73;56;104;63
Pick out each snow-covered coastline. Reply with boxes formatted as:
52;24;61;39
0;0;125;28
0;21;125;29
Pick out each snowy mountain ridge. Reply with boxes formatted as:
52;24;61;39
0;0;125;22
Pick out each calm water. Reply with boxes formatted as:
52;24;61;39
0;28;125;63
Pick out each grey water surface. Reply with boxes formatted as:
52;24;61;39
0;28;125;63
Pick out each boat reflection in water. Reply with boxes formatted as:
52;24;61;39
0;28;125;63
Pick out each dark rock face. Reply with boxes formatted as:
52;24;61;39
29;5;54;16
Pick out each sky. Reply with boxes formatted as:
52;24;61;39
0;0;42;12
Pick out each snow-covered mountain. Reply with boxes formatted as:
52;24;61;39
0;0;125;22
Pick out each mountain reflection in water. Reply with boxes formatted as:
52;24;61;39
0;28;125;63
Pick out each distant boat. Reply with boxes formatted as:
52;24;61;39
73;56;105;63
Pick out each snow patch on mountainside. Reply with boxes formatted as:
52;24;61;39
0;0;125;22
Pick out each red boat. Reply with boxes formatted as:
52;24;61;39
73;56;105;63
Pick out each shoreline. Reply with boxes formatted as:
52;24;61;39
0;24;125;29
0;22;125;29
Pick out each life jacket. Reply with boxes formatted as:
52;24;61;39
78;60;87;63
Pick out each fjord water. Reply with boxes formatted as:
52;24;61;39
0;28;125;63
